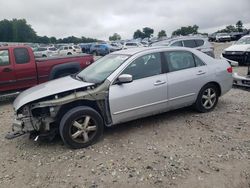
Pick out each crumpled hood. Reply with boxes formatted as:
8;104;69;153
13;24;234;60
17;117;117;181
13;76;94;111
225;44;250;52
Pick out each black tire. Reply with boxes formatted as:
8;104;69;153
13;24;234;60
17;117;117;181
59;106;104;149
194;83;219;113
67;52;72;55
42;54;47;58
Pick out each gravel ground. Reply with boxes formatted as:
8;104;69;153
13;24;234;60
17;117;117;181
0;42;249;188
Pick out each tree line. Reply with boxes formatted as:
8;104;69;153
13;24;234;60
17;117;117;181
0;19;248;43
0;19;98;44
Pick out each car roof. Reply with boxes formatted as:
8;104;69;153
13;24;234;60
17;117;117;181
111;46;196;56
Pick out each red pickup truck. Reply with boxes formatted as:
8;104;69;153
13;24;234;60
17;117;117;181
0;46;94;97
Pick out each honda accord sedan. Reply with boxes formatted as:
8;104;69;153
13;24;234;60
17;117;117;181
7;47;233;149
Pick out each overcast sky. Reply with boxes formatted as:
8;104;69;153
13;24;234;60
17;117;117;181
0;0;249;40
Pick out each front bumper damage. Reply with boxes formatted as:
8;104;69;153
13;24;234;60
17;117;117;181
233;73;250;88
5;115;32;139
220;54;250;88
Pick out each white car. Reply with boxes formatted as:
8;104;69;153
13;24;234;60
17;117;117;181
215;33;231;42
58;45;82;56
33;47;58;58
222;35;250;66
123;42;143;49
221;35;250;87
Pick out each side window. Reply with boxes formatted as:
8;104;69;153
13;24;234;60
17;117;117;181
122;53;162;80
14;48;30;64
69;47;73;49
64;47;68;50
195;39;204;47
193;54;205;67
183;40;197;48
165;51;195;72
0;50;10;66
171;41;183;47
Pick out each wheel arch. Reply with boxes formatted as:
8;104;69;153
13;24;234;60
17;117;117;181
56;100;103;125
49;62;81;80
202;81;222;96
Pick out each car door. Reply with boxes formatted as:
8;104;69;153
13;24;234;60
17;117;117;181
164;50;209;110
13;47;37;90
109;52;168;125
0;49;16;92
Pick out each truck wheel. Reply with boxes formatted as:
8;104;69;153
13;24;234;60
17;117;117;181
42;54;47;58
59;106;104;149
67;52;72;55
194;84;219;113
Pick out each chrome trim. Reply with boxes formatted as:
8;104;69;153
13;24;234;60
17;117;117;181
113;93;196;115
113;99;169;115
168;93;195;101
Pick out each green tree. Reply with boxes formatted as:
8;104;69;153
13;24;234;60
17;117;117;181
133;29;145;39
0;19;13;42
109;33;121;41
158;30;167;38
236;20;243;32
143;27;154;38
172;25;199;36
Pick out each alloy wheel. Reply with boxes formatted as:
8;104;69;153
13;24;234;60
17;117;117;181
201;88;217;109
70;115;97;143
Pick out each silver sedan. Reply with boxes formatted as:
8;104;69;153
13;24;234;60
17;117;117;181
9;47;233;149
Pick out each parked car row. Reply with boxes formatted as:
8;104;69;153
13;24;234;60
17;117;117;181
208;31;250;42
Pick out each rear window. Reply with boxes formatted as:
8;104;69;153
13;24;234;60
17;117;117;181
0;50;10;66
14;48;30;64
49;48;57;51
37;48;46;51
170;41;183;47
74;45;80;49
183;40;197;48
195;39;204;47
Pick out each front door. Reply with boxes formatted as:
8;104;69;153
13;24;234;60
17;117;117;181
109;52;168;124
0;49;16;92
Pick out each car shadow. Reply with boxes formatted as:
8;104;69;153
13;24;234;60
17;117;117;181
17;106;197;150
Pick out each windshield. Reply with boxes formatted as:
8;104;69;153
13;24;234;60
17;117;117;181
77;54;129;83
236;37;250;45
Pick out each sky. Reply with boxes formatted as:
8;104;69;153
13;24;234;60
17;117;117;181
0;0;249;40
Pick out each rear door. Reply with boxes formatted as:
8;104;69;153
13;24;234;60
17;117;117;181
164;50;209;109
109;52;168;124
0;49;16;92
13;47;37;90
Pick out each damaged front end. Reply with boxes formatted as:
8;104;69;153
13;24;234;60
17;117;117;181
6;79;111;140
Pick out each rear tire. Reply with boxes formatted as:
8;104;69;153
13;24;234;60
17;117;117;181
194;84;219;113
59;106;104;149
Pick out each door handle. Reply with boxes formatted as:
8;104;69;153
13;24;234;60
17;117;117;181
196;70;206;75
154;80;166;86
2;68;12;72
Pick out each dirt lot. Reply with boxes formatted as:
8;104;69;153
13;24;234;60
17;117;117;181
0;42;249;188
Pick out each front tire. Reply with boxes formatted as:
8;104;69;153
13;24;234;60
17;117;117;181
194;84;219;113
59;106;104;149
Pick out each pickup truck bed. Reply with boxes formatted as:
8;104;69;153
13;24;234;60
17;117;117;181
0;46;94;96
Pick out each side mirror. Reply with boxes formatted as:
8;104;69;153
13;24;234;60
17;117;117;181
117;74;133;84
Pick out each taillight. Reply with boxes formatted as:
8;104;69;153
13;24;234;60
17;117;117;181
227;67;232;73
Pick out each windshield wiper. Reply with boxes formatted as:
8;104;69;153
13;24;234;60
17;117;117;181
76;75;85;82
